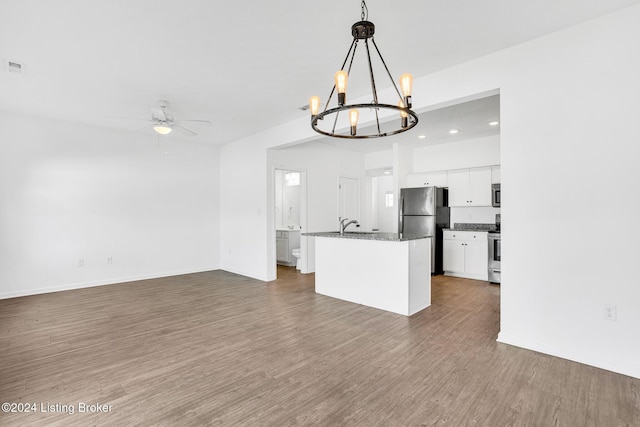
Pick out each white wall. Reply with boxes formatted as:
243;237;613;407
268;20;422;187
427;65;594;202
413;135;500;172
269;142;365;273
0;111;220;299
365;149;393;170
271;143;364;230
219;4;640;378
450;206;501;227
371;175;396;232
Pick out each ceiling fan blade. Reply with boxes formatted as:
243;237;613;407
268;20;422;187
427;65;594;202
134;124;152;134
173;124;198;136
107;116;151;122
179;119;212;125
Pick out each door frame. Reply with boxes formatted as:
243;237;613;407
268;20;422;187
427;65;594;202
271;167;308;278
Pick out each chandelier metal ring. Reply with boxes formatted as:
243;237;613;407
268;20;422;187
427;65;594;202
311;103;418;139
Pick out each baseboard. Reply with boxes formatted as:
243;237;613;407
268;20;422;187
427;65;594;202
0;265;219;300
220;266;269;282
497;332;640;380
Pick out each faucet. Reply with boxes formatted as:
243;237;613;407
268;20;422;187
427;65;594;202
339;218;359;235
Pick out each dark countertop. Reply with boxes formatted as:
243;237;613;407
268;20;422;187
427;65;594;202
451;223;497;232
303;231;431;242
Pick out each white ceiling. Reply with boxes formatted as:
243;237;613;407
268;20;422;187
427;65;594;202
1;0;639;146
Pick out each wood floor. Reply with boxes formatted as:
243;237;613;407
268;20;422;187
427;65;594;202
1;268;638;426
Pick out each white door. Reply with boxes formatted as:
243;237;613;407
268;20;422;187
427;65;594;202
338;176;360;225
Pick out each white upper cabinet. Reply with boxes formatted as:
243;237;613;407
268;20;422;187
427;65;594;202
448;167;492;207
492;166;501;184
406;171;448;188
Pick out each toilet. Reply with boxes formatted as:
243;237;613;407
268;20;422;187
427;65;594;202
291;248;301;270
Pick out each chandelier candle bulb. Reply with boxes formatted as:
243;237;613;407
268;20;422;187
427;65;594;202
399;73;413;108
309;96;321;117
334;70;348;105
349;109;359;136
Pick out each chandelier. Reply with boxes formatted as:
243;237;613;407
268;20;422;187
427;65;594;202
309;1;418;139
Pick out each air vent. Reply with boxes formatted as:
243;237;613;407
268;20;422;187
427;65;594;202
298;102;324;111
5;60;26;74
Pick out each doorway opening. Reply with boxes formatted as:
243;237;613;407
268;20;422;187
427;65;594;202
274;168;307;278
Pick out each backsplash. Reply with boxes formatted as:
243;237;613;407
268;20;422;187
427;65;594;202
450;206;500;227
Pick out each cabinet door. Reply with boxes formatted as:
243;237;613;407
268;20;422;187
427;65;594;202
424;171;448;187
468;167;492;206
407;171;448;188
447;169;470;207
464;240;488;279
406;173;427;187
491;166;501;184
276;238;289;262
443;239;465;273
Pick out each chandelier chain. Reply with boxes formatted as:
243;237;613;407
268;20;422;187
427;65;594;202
361;1;368;21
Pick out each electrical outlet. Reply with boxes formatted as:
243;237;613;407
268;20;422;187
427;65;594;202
107;256;113;264
604;305;617;321
77;259;84;268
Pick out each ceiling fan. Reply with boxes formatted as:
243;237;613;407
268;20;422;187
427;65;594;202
123;100;212;136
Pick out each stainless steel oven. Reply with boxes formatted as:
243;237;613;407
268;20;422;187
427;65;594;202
492;183;501;207
488;231;501;284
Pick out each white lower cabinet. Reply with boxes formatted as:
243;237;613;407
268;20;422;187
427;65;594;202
442;230;488;281
276;230;300;266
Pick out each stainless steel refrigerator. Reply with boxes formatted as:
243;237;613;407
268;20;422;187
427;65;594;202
399;187;450;274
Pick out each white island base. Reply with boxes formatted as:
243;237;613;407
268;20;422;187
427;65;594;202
314;235;431;316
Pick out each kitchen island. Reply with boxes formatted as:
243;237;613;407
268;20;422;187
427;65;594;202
304;232;431;316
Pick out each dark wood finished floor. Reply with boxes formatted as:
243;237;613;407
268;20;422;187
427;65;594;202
1;267;638;426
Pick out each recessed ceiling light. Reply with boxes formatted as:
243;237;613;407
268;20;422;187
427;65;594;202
418;135;427;139
449;129;459;134
489;121;500;126
383;169;392;175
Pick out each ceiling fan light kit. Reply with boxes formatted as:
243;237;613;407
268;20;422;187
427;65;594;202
153;124;173;135
309;0;418;139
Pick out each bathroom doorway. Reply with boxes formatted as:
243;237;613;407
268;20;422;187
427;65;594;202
274;168;307;276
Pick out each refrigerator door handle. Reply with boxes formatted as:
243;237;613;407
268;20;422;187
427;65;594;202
399;196;404;233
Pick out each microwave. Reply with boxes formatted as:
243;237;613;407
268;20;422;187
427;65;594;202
492;183;501;207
